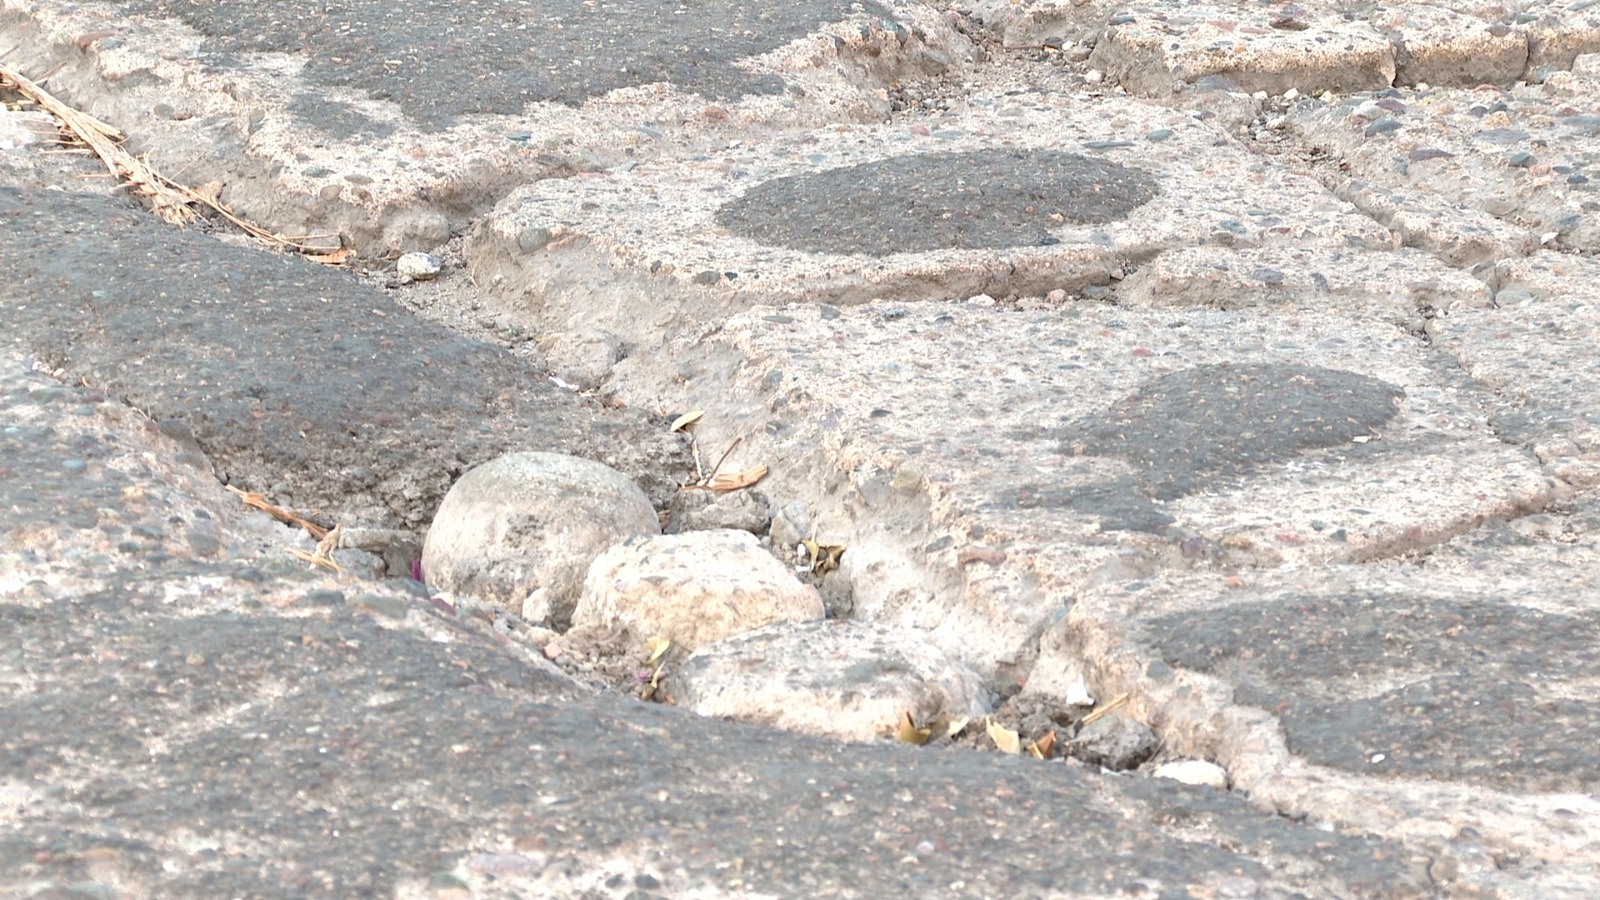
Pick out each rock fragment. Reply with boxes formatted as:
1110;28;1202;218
421;452;659;626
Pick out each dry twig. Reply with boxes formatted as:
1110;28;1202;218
0;59;195;225
0;60;340;255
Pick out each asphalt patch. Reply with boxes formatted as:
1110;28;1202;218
715;149;1160;256
0;184;685;528
0;582;1432;898
106;0;894;130
1143;591;1600;791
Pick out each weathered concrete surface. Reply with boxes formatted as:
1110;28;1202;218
970;0;1600;91
1289;65;1600;256
1055;492;1600;883
468;93;1405;358
0;352;1435;899
7;0;1600;895
0;0;970;254
607;298;1557;688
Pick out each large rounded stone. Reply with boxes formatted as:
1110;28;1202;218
422;452;659;626
572;529;823;651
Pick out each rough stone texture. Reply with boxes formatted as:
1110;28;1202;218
1087;5;1397;97
1065;713;1159;771
610;300;1554;682
675;620;988;741
9;0;1600;893
572;529;823;651
1427;253;1600;487
422;452;660;627
975;0;1600;91
0;0;970;255
1057;501;1600;871
0;582;1433;899
469;93;1395;355
1289;65;1600;254
542;330;624;392
664;488;772;535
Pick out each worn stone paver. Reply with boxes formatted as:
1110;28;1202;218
8;0;1600;896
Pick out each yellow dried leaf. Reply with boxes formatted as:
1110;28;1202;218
897;710;931;745
945;717;970;739
709;463;767;493
644;636;671;664
799;539;846;574
986;719;1021;755
670;410;704;432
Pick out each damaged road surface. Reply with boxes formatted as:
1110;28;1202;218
6;0;1600;897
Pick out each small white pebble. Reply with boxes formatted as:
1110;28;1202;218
1282;87;1299;100
1046;288;1068;303
1353;100;1383;120
1084;69;1104;84
1370;752;1387;763
1154;760;1228;790
966;293;997;307
1252;90;1268;100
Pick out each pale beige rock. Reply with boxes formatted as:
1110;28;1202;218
421;452;659;626
572;529;823;651
543;330;624;392
675;620;988;741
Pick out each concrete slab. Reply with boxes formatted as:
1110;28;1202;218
0;0;969;254
1056;489;1600;893
1088;4;1398;98
1289;65;1600;255
1426;252;1600;487
0;579;1441;898
973;0;1600;91
11;0;1600;893
607;299;1554;685
469;94;1400;356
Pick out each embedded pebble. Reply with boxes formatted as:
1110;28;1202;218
1155;760;1230;790
397;251;442;282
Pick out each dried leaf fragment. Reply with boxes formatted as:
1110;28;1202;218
798;539;846;574
986;719;1021;755
897;710;932;745
670;410;704;432
1027;731;1056;759
644;636;672;664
